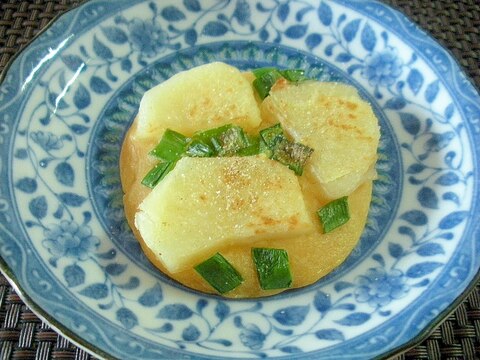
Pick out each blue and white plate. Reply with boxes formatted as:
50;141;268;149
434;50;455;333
1;0;479;359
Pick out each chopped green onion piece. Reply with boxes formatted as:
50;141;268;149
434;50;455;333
252;67;278;78
271;136;314;175
194;253;244;294
192;124;231;144
252;68;309;99
259;123;284;148
258;137;273;158
252;248;292;290
213;126;249;156
253;68;308;82
141;161;175;188
192;124;249;156
141;120;315;188
281;69;307;82
236;135;261;156
185;139;215;157
149;129;188;161
259;123;313;173
317;196;350;233
253;69;283;100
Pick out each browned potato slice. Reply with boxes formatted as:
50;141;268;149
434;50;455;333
135;62;262;139
135;156;314;273
261;80;380;199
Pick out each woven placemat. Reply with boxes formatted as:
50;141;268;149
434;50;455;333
0;1;479;359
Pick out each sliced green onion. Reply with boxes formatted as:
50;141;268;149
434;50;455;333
192;124;249;157
253;69;283;100
253;68;308;82
271;136;314;175
213;126;249;156
185;139;215;157
192;124;231;145
281;69;307;82
236;135;261;156
252;67;278;78
259;123;284;148
317;196;350;233
194;253;244;294
252;68;309;99
258;137;273;158
149;129;188;161
141;120;314;189
252;248;292;290
141;161;175;188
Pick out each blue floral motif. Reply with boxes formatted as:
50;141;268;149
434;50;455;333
239;323;266;350
42;220;99;261
362;48;403;87
31;131;63;151
232;0;251;26
128;18;167;57
354;268;409;308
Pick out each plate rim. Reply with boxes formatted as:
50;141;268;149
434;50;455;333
0;0;479;359
0;2;116;358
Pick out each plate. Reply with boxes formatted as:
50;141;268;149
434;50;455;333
1;0;479;359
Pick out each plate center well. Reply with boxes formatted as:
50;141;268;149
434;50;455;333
87;41;402;283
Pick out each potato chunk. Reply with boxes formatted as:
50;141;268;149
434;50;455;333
135;156;314;273
136;62;262;139
261;80;380;199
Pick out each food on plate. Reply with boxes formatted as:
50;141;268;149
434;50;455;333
135;156;314;274
120;62;380;298
261;80;380;199
134;62;262;140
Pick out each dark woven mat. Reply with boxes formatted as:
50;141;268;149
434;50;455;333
0;0;479;359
